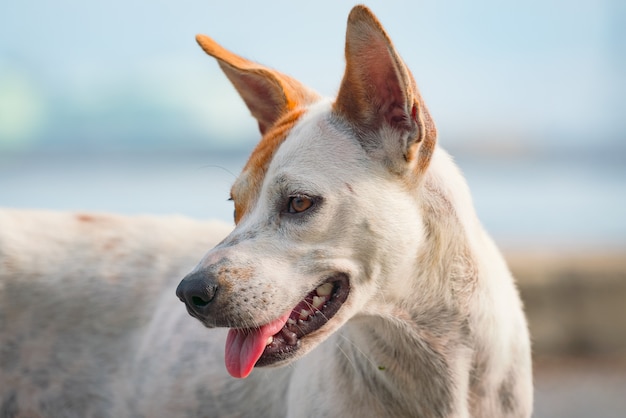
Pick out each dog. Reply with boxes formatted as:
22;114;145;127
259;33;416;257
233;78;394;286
0;5;532;417
176;5;533;417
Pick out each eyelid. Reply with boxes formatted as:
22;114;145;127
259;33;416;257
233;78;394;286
228;196;237;223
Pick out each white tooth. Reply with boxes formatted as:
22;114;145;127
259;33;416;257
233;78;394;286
312;295;325;309
266;336;274;346
316;283;333;297
287;318;296;325
299;309;311;320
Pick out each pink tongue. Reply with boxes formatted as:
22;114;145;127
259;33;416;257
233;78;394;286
225;311;291;378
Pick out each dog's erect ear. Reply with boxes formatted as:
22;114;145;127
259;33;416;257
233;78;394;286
196;34;320;135
334;6;437;175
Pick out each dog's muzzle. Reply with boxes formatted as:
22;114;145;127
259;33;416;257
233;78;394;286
176;269;218;323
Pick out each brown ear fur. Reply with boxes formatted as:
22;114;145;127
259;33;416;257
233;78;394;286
196;34;319;134
334;5;437;175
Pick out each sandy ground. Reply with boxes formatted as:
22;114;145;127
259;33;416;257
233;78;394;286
533;356;626;418
507;251;626;417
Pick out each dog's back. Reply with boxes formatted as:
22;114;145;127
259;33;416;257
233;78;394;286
0;209;236;416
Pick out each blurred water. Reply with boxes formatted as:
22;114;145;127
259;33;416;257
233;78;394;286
1;151;625;250
457;153;626;249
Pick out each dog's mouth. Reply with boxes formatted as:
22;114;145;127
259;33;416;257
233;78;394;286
224;274;350;378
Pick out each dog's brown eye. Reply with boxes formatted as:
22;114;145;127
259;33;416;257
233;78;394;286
288;195;313;213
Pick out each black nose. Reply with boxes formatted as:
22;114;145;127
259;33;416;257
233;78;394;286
176;269;218;320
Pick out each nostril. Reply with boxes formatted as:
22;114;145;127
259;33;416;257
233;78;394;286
176;269;219;316
191;295;211;308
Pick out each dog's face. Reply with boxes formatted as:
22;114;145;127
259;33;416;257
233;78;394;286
177;5;437;379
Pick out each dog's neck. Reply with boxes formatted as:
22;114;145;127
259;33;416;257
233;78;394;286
292;304;473;417
332;313;472;417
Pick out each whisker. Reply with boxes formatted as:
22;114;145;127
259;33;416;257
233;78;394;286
304;299;331;323
198;164;238;179
336;341;357;373
337;333;379;370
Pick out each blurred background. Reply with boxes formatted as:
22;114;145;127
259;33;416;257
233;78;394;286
1;1;625;416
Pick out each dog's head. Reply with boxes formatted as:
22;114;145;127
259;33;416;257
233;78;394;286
177;5;438;378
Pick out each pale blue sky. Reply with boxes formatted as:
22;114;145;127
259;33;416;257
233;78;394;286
1;0;624;153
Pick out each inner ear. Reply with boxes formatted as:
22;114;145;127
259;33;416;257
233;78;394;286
334;7;416;135
196;34;320;135
333;6;437;174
